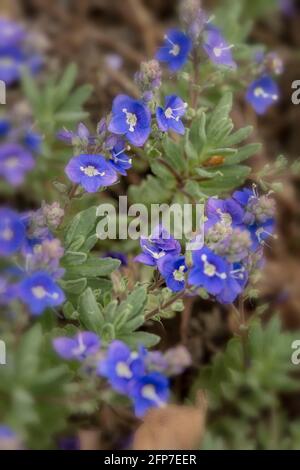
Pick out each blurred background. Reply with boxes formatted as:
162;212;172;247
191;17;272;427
1;0;300;450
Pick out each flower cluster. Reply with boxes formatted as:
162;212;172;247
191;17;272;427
0;117;42;186
135;187;275;304
0;206;65;315
53;333;191;418
62;7;240;194
0;18;42;86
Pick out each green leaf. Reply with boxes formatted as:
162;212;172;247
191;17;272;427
59;278;87;294
118;331;160;348
65;206;97;248
61;251;87;266
64;256;120;279
78;288;105;333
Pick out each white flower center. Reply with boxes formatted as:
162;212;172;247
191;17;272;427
170;44;180;56
80;165;105;177
0;57;15;67
116;361;132;379
1;228;13;241
122;108;137;132
72;334;86;356
32;286;47;299
173;265;186;282
165;107;173;119
217;209;232;226
213;44;234;58
5;157;19;169
141;384;158;401
31;285;59;300
254;87;278;101
201;254;227;279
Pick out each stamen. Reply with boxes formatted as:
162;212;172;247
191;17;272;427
254;87;278;101
116;362;132;379
80;165;105;177
213;44;234;58
122;108;137;132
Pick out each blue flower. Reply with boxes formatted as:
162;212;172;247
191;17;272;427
233;187;275;226
129;372;170;418
53;332;101;361
0;208;25;256
189;246;229;295
135;225;181;266
104;251;128;266
23;130;42;153
57;123;95;146
0;276;17;305
108;95;151;147
216;263;248;304
18;271;65;315
98;340;145;394
0;47;42;86
246;76;279;115
0;19;25;49
0;425;16;439
205;197;244;231
248;219;275;250
158;255;187;292
203;26;236;69
155;29;192;72
0;143;35;186
107;138;132;176
65;154;118;193
156;95;187;135
0;119;11;138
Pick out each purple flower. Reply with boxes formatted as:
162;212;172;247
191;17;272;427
216;263;248;304
98;340;145;394
233;188;275;226
108;95;151;147
156;95;187;135
0;208;25;256
65;154;118;193
189;246;229;295
0;276;17;305
155;29;192;72
0;19;25;49
0;47;42;86
203;26;236;69
18;271;65;315
205;197;244;231
158;255;187;292
23;130;42;153
135;225;181;266
0;119;11;138
108;138;132;176
53;332;101;361
248;219;276;250
278;0;295;16
0;143;35;186
57;123;95;146
246;75;279;115
104;251;128;266
130;372;170;418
